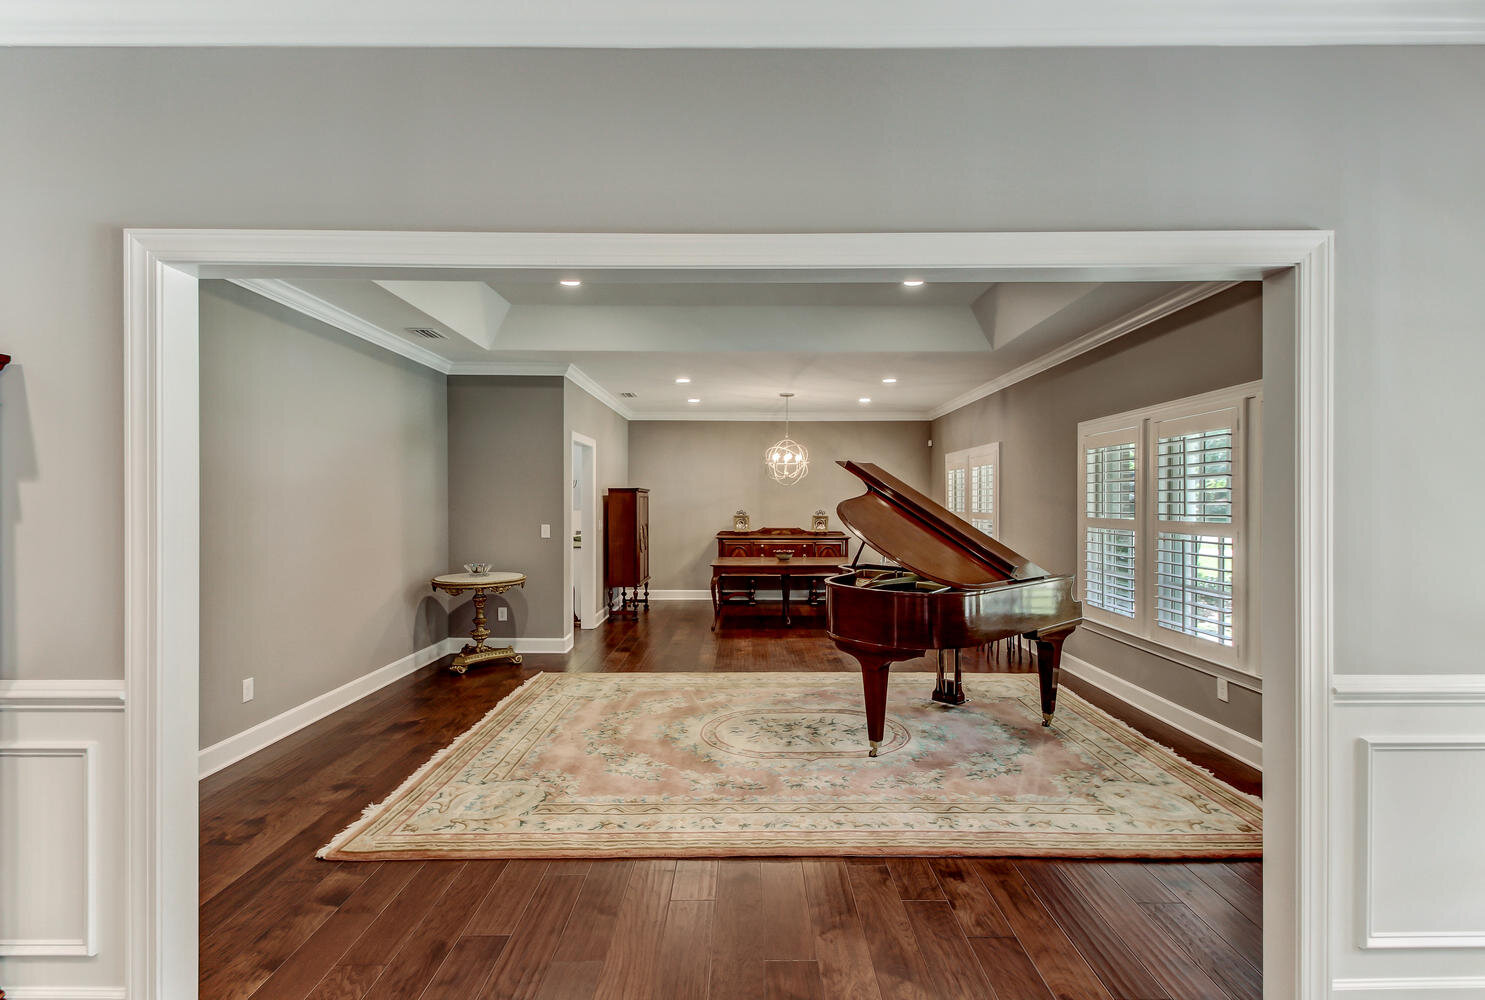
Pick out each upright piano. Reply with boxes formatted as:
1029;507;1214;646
826;461;1082;757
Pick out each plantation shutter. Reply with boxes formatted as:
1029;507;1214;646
1152;407;1241;656
1081;426;1139;621
946;443;999;537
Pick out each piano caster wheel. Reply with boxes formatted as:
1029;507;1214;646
868;740;881;758
1042;712;1054;727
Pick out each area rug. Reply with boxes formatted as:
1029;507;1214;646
319;671;1260;860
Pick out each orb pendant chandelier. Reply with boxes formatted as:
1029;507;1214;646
764;392;810;485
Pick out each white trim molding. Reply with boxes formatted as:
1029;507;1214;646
6;0;1485;48
198;638;452;779
198;632;581;778
0;679;126;711
123;227;1334;1000
1060;652;1262;772
928;281;1239;419
500;633;576;655
1361;737;1485;950
647;589;712;601
0;989;129;1000
229;277;454;373
1332;674;1485;705
1333;976;1485;994
228;280;638;420
0;741;99;957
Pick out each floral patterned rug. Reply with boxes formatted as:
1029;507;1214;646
319;671;1260;860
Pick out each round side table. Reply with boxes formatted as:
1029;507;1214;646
430;571;527;674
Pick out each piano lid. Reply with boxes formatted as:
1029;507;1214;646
835;460;1049;590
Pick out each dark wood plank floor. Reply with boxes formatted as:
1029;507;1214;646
201;602;1261;1000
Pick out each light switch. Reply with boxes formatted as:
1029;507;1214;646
498;607;508;622
1217;677;1230;702
541;523;551;538
242;677;255;703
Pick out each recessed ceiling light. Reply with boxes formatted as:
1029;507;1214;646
560;279;582;287
902;280;925;287
858;397;872;404
687;398;701;404
675;377;691;384
881;377;897;384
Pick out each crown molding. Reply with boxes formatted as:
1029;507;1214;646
559;365;635;420
444;361;635;419
231;276;1241;424
229;278;455;374
926;280;1240;420
444;361;568;376
6;0;1485;47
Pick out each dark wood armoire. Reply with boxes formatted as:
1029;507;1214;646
603;487;650;613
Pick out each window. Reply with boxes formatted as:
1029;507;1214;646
945;442;1000;537
1077;382;1261;674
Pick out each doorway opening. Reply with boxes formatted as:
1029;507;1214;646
572;431;599;629
123;229;1332;1000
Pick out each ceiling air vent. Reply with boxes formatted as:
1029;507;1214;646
404;327;445;340
620;392;639;398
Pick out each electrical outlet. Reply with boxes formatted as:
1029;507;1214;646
541;523;551;538
1217;677;1229;702
242;677;255;703
497;607;508;622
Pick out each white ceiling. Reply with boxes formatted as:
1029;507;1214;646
5;0;1483;46
236;274;1216;419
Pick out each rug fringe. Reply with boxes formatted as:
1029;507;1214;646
316;670;556;860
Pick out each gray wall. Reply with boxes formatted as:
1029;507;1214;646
932;283;1264;736
198;281;449;748
629;420;931;591
2;46;1484;681
447;376;568;640
564;381;631;622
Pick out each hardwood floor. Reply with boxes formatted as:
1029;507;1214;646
201;602;1262;1000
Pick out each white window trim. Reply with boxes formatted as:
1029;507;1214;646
1077;380;1263;677
945;442;1001;537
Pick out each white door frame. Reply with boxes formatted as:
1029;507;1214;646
571;430;601;629
124;229;1332;1000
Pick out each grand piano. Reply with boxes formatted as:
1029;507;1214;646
826;461;1082;757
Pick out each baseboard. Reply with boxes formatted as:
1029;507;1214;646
509;633;575;654
1;988;128;999
198;638;450;779
579;608;609;630
1060;652;1263;772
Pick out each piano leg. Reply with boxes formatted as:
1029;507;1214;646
1032;628;1073;726
836;646;896;757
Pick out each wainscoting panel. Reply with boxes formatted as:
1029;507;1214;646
1330;676;1485;993
0;742;95;955
0;681;126;995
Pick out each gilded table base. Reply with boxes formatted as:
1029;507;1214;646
429;571;528;676
450;643;522;673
